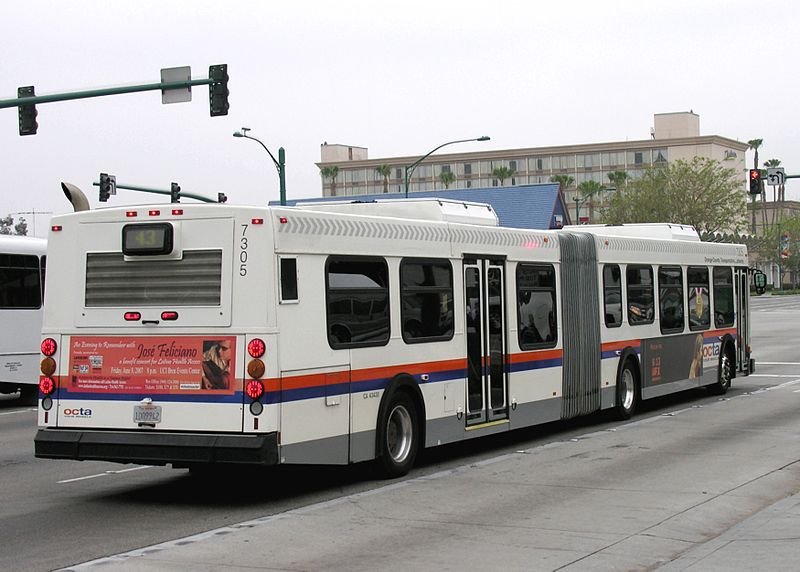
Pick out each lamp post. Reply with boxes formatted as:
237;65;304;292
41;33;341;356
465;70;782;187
233;127;286;206
573;186;613;225
404;136;490;198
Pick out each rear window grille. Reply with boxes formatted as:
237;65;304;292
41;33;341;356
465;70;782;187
85;250;222;307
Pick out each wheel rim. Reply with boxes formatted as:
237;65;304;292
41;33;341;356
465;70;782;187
720;354;732;388
620;368;635;411
386;404;413;464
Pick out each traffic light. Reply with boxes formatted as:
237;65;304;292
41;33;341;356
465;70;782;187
18;86;38;136
170;182;181;203
748;169;762;194
208;64;229;117
99;173;116;202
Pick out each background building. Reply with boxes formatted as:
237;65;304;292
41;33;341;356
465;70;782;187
317;112;749;224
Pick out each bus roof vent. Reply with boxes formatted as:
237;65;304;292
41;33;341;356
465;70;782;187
290;198;499;227
564;223;700;241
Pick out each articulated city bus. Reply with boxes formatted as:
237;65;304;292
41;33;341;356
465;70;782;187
34;196;752;477
0;235;46;404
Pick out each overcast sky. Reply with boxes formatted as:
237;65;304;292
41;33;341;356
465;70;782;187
3;0;798;236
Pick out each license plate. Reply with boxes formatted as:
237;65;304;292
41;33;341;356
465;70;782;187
133;405;162;425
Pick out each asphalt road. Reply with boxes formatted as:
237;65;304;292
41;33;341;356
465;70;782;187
1;294;798;571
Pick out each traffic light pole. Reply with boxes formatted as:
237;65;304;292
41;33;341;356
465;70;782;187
93;180;225;204
0;79;214;109
1;65;228;135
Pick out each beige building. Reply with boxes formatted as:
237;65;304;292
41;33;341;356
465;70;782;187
317;112;749;224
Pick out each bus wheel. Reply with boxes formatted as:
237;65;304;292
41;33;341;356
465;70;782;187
615;361;638;420
19;386;38;406
709;349;732;395
377;391;418;478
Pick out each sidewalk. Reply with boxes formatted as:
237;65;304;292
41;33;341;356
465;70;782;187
658;488;800;571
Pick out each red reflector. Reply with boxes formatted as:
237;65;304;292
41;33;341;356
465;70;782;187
148;210;160;216
172;209;184;215
124;312;141;321
245;380;264;400
161;311;179;321
41;338;57;356
279;217;288;224
51;225;63;232
248;338;266;358
39;376;55;395
126;211;138;218
252;218;264;225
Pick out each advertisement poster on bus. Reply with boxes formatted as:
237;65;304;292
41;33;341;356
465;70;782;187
641;333;705;387
67;336;236;394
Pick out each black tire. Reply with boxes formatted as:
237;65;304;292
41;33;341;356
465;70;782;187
614;360;638;420
19;386;39;406
709;347;732;395
376;391;419;478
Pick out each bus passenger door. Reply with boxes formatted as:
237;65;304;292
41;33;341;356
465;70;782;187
735;267;750;373
464;258;508;426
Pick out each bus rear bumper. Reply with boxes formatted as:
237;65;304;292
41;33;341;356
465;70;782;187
34;428;279;467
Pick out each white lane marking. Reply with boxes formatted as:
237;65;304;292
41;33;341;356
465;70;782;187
57;465;153;484
0;408;37;416
757;362;800;366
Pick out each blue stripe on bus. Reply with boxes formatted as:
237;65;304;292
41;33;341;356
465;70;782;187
55;390;244;404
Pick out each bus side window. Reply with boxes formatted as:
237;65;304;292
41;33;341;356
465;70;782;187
516;263;557;349
687;266;710;331
713;267;734;327
400;258;454;343
658;266;684;334
626;264;654;325
603;264;622;327
280;258;298;302
0;253;42;309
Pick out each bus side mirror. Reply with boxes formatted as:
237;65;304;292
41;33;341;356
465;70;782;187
753;271;767;295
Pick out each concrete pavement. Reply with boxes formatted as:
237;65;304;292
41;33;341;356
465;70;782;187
60;381;800;572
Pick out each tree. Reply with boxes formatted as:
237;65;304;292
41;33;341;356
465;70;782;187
320;166;339;197
749;214;800;288
550;174;575;197
0;215;27;236
551;174;575;215
606;170;629;190
439;170;455;189
375;165;392;194
576;180;605;222
492;166;514;186
600;157;746;236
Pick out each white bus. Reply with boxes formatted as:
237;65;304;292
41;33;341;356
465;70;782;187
0;235;47;404
34;197;752;477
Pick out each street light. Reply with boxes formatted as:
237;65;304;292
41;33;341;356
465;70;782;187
233;127;286;206
404;136;490;198
573;186;613;225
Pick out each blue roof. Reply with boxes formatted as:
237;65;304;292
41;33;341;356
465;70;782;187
277;183;568;230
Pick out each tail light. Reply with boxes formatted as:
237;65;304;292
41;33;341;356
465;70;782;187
247;359;265;379
245;380;264;400
246;338;266;417
247;338;265;358
39;376;56;396
40;357;56;376
41;338;57;357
